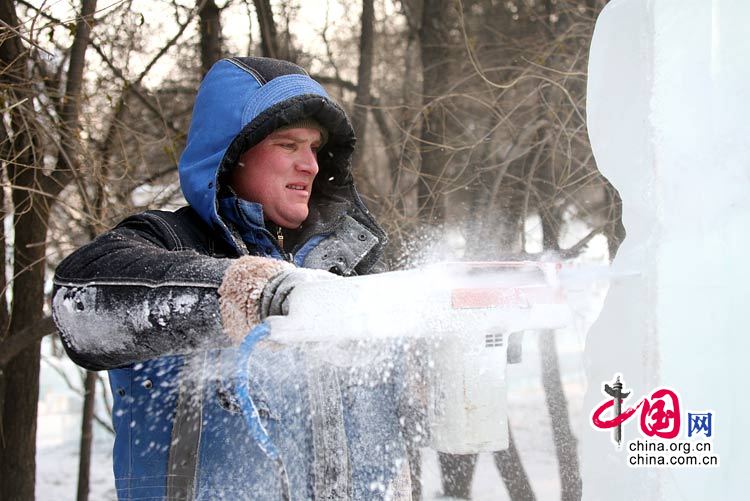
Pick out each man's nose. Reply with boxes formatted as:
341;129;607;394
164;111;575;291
296;147;319;176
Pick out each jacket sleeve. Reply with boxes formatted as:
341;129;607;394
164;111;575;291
52;212;236;371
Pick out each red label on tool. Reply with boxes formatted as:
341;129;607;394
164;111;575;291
451;288;526;309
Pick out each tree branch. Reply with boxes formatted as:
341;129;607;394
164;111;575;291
88;42;183;137
310;74;357;92
0;316;56;370
44;0;98;195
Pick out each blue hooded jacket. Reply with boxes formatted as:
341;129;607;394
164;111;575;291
52;57;416;500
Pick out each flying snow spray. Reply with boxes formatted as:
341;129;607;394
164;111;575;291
264;261;574;454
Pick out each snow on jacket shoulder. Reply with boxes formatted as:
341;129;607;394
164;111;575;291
52;207;235;371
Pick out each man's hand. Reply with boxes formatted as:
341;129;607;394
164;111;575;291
218;255;292;344
260;268;337;318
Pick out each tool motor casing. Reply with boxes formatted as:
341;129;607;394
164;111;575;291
427;327;510;453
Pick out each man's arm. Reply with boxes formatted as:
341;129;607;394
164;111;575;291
52;211;286;370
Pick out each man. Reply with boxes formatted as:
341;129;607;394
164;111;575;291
53;57;414;500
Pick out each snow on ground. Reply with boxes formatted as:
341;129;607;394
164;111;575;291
36;339;117;500
37;435;116;501
37;328;586;500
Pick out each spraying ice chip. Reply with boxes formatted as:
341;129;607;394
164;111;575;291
265;261;576;453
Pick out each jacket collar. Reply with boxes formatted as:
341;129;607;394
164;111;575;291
217;196;268;253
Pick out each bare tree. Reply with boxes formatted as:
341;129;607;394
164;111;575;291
253;0;284;59
417;0;457;224
199;0;223;75
76;371;98;501
1;1;206;497
0;1;98;497
350;0;375;171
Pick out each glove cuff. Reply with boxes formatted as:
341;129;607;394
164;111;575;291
218;255;293;343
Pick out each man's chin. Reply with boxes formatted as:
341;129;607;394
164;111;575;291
277;210;308;229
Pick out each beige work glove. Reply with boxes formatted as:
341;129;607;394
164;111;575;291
218;255;292;343
218;256;336;344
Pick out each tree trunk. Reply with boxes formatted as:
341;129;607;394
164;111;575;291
407;446;421;500
0;1;97;497
0;1;36;497
199;0;222;76
417;0;457;223
0;318;56;369
438;452;476;499
539;208;583;501
493;427;536;500
420;2;462;489
76;371;98;501
0;109;10;458
350;0;375;171
1;189;51;500
539;331;582;501
253;0;282;59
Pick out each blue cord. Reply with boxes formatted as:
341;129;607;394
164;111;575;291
234;323;291;500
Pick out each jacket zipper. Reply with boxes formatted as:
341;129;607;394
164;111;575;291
263;226;292;263
276;226;285;251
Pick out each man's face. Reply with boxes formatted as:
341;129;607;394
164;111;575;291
230;127;321;228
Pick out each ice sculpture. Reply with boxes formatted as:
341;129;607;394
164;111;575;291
585;0;749;499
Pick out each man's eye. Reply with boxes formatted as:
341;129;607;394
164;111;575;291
280;143;295;150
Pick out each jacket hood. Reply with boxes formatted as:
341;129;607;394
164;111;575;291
178;57;380;255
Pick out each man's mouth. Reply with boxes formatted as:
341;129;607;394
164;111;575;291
286;184;308;191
